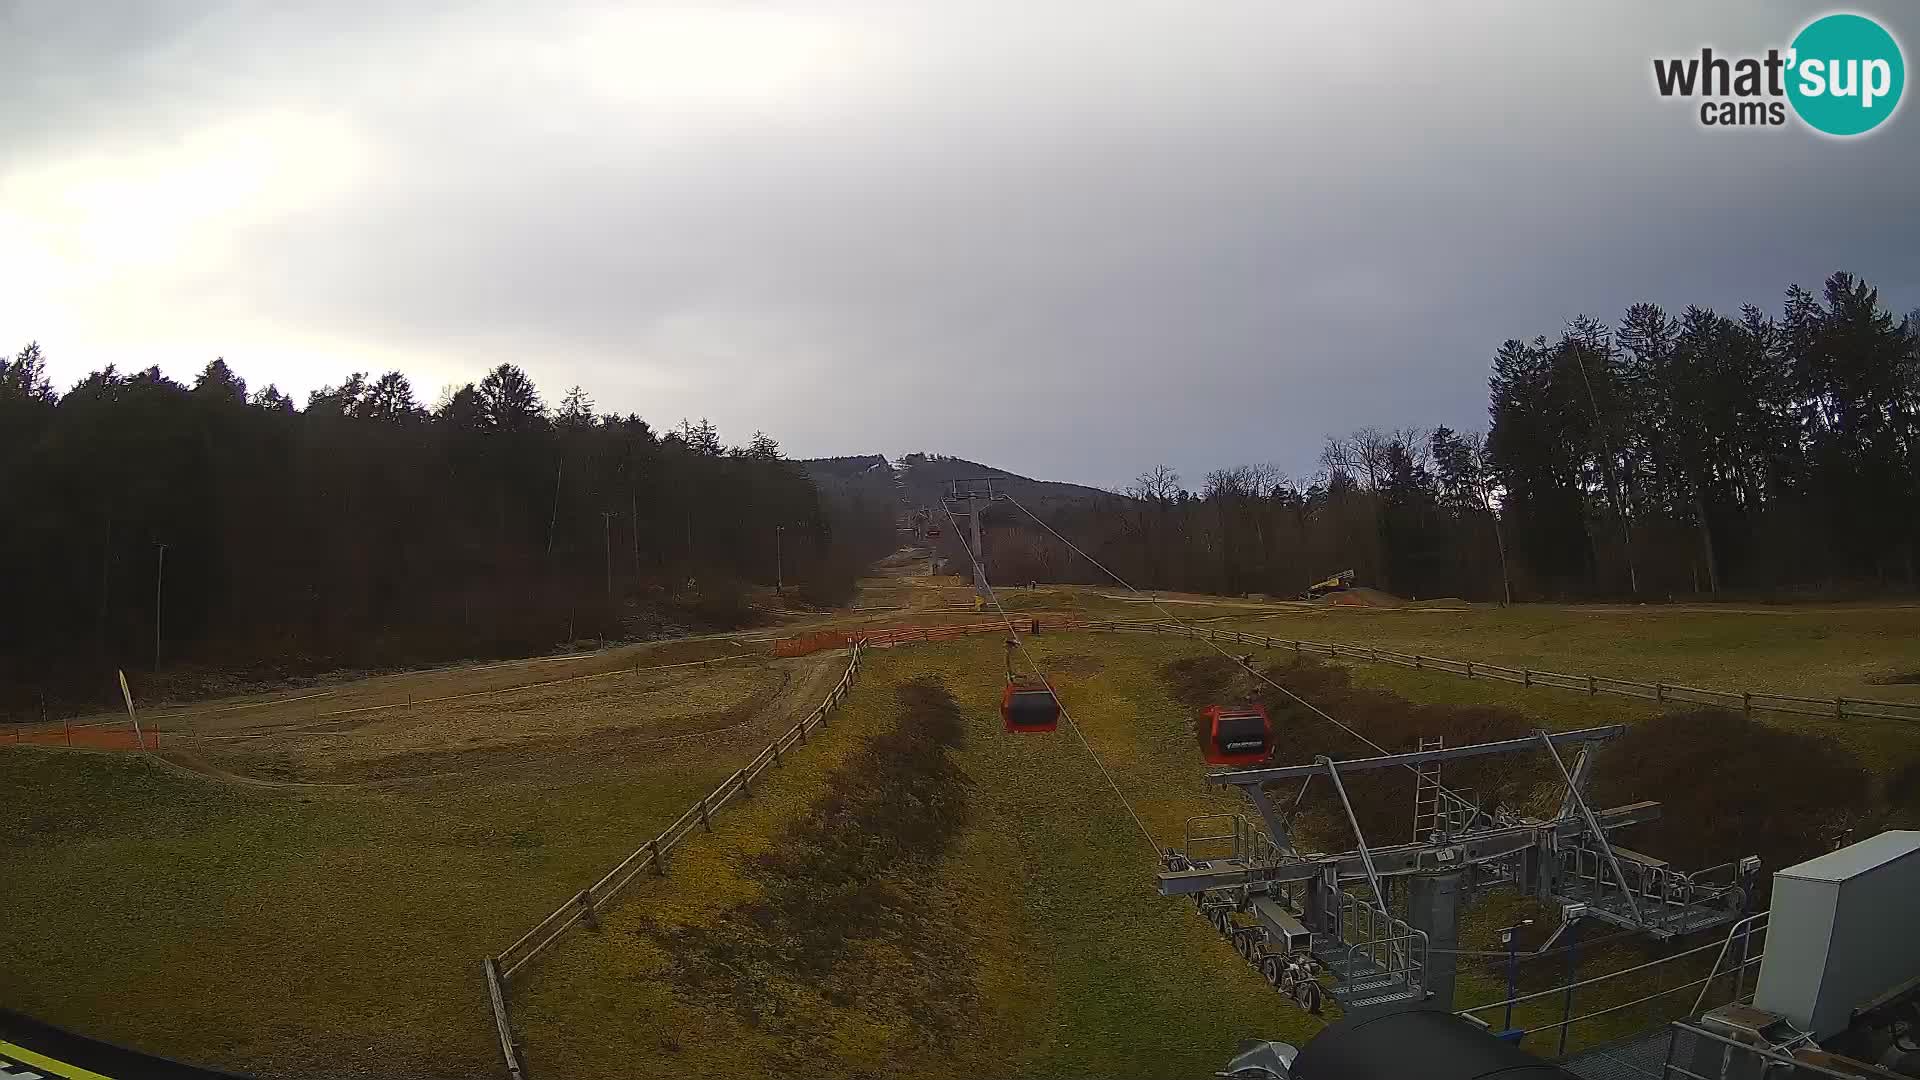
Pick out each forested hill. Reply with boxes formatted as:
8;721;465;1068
0;359;890;718
797;453;1119;517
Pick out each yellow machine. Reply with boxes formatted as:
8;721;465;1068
1303;569;1355;599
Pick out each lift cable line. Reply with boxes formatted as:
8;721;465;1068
1001;492;1482;820
939;501;1160;857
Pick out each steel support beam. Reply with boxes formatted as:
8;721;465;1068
1156;801;1660;897
1536;730;1644;927
1209;726;1628;786
1241;783;1298;857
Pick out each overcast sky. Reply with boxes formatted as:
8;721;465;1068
4;2;1916;490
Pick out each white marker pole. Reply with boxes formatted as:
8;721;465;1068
118;669;146;750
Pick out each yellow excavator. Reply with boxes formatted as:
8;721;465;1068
1301;569;1354;600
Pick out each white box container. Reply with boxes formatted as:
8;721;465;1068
1753;830;1920;1040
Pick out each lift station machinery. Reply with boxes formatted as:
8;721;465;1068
1159;726;1762;1017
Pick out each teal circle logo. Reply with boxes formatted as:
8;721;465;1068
1787;13;1905;136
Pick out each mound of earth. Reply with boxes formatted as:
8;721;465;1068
1325;586;1405;609
1590;710;1873;882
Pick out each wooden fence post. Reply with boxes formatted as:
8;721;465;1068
1466;662;1474;679
1587;675;1596;696
737;768;752;799
651;838;667;876
1656;683;1664;703
1742;692;1752;716
1414;655;1423;670
1834;697;1844;720
1523;669;1532;687
699;795;712;832
575;890;600;931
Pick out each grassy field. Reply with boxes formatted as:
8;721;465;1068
512;633;1319;1079
1213;601;1920;705
6;580;1918;1078
0;652;843;1080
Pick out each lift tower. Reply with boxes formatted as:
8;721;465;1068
945;478;1006;605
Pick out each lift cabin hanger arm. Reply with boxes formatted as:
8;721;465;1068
1157;801;1662;896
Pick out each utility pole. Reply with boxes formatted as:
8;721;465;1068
546;456;564;557
152;542;168;672
774;525;784;594
601;511;615;600
630;492;641;578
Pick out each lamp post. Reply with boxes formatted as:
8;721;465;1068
1499;918;1534;1034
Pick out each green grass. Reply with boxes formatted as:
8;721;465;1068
10;598;1914;1077
1202;611;1920;781
1215;603;1920;704
0;725;804;1079
512;635;1319;1078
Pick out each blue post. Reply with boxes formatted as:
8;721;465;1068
1503;936;1520;1032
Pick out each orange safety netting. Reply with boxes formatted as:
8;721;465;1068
1;724;160;751
773;618;1077;657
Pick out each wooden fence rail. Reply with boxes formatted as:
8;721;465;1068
1083;621;1920;727
484;639;868;1077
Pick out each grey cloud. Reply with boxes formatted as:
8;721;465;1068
3;1;1916;489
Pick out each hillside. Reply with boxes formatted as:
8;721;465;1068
798;453;1123;519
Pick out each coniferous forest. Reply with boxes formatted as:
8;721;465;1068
972;273;1920;605
4;271;1916;717
0;357;894;717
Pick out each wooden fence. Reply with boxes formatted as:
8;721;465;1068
1085;621;1920;726
483;639;868;1079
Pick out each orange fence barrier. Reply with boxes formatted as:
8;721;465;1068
2;724;159;751
773;617;1081;657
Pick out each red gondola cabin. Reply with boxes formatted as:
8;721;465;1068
1201;704;1272;766
1002;681;1059;733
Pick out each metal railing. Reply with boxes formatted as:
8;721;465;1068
483;639;868;1078
1084;621;1920;726
1336;888;1428;999
1459;913;1768;1054
1558;845;1749;934
1661;1021;1862;1080
1180;813;1291;870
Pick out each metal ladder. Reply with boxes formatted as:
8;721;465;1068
1412;736;1445;841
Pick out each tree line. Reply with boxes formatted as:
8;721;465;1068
0;354;890;718
982;272;1920;602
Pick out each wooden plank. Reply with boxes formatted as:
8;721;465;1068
484;957;526;1080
